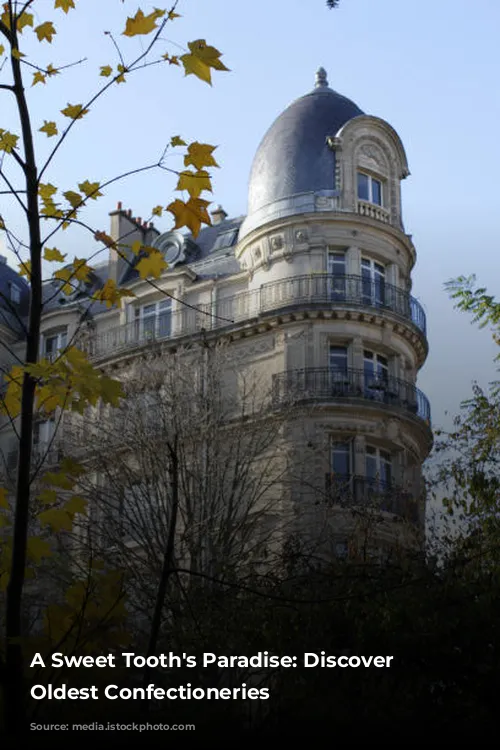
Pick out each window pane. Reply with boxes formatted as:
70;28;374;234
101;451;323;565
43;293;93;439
330;346;348;373
357;172;369;201
332;443;350;476
371;179;382;205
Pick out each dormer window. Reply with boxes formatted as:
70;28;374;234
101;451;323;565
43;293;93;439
9;283;21;304
357;172;383;206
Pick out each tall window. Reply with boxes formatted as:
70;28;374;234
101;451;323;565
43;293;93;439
135;299;172;340
357;172;383;206
361;258;385;306
366;446;392;488
364;350;388;401
329;345;349;392
331;441;352;480
43;329;67;361
328;252;346;300
9;284;21;304
33;417;56;456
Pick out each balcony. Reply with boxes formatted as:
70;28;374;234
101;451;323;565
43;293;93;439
272;367;431;425
83;273;427;360
357;201;390;223
325;473;419;523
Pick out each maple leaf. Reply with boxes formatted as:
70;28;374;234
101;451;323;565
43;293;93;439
0;130;19;153
44;247;66;262
170;135;186;147
167;197;211;237
32;71;46;86
93;279;135;308
35;21;56;43
27;537;52;563
94;230;116;248
0;45;4;56
17;11;34;32
176;169;212;199
0;487;8;509
38;508;73;532
136;251;168;279
184;142;218;171
18;260;31;280
131;240;142;255
54;267;74;295
63;190;83;209
11;48;25;60
39;120;58;137
180;39;229;85
123;8;165;37
115;64;127;83
152;205;163;217
79;180;102;199
73;258;92;282
163;54;179;65
39;183;58;200
61;103;89;120
100;65;112;77
46;63;59;76
55;0;76;13
0;216;4;230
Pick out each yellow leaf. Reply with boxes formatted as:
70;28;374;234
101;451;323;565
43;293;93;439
79;180;102;199
94;230;116;248
176;169;212;199
64;496;87;516
116;64;127;83
0;487;8;509
11;48;25;60
167;197;211;237
37;488;58;505
100;65;112;77
131;240;142;255
0;131;19;153
0;215;5;230
180;39;229;85
0;45;4;56
168;10;180;20
136;251;168;279
123;8;166;37
39;183;58;200
19;260;31;280
17;11;34;32
163;54;179;66
32;71;46;86
55;0;76;13
63;190;83;209
184;142;219;171
171;135;186;147
61;103;89;120
53;267;73;295
35;21;56;43
38;508;73;532
93;279;135;308
46;63;59;76
39;120;58;137
73;258;92;282
43;247;66;262
27;537;52;562
152;205;163;217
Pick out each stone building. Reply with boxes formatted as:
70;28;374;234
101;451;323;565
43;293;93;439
0;69;431;559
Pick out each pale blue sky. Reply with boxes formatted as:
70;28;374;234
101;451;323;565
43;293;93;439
1;0;499;428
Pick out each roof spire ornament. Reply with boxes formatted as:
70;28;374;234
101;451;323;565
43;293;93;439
315;67;328;88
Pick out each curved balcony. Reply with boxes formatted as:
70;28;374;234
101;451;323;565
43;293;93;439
272;367;431;426
325;473;419;524
84;273;426;360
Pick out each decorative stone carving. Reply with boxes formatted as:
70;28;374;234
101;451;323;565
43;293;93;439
270;235;283;251
315;195;335;211
295;229;307;243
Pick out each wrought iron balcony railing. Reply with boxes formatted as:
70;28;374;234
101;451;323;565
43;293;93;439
324;473;419;524
83;273;427;359
272;367;431;425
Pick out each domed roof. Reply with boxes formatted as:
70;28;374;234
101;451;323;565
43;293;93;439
247;68;364;215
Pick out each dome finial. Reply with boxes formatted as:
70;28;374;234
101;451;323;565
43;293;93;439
315;67;328;88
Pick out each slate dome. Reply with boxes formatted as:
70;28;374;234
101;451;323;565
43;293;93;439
247;68;364;215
